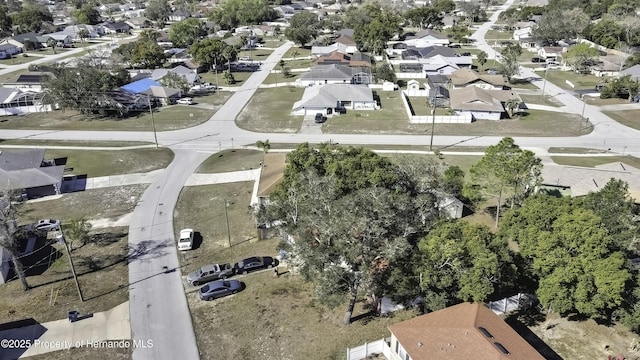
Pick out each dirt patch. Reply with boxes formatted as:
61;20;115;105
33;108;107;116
21;185;147;225
0;227;129;324
527;313;640;359
29;346;132;360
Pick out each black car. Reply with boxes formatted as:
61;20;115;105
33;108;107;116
531;57;544;63
314;113;326;123
460;52;471;57
233;256;278;274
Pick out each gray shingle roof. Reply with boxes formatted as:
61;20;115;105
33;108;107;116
292;84;373;110
300;64;354;81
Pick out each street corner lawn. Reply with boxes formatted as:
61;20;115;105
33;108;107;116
603;109;640;131
0;227;129;324
174;182;259;266
21;184;147;225
0;106;215;131
187;267;418;360
236;87;303;133
42;147;174;178
196;149;265;173
534;70;602;91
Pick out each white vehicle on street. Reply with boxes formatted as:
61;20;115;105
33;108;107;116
176;97;194;105
178;229;194;251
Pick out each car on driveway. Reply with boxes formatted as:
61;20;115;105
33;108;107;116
531;57;544;63
187;264;234;286
176;97;193;105
233;256;277;274
198;280;242;300
34;219;61;231
314;113;326;123
178;229;194;251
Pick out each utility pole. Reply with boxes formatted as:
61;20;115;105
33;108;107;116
581;94;587;119
58;226;83;302
540;69;548;100
429;96;436;151
147;94;158;148
214;58;219;91
224;199;231;248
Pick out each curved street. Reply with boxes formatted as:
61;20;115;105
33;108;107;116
1;1;640;359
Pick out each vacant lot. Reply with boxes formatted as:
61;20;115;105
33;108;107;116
550;155;640;169
0;55;37;65
283;46;311;59
0;104;222;131
535;70;601;90
236;87;303;132
196;149;264;173
519;94;563;107
41;147;174;177
603;110;640;131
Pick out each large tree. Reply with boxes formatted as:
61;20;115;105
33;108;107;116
564;43;600;72
169;18;208;47
145;0;171;25
284;11;321;46
404;6;444;30
468;137;542;227
113;32;166;69
190;38;234;70
499;43;522;81
0;5;13;37
11;6;53;33
72;5;101;25
260;144;439;324
500;196;631;320
351;4;402;55
209;0;277;29
0;190;30;291
44;60;131;115
417;221;515;312
533;8;589;45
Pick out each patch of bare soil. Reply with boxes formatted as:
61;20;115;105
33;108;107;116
528;313;640;360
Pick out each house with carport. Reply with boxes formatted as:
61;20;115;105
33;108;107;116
291;84;377;116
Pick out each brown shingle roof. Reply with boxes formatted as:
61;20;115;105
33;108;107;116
449;87;520;112
388;302;545;360
449;68;506;87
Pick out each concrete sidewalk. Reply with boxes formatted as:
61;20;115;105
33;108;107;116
0;302;130;359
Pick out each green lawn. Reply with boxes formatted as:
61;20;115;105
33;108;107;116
0;102;226;131
519;94;563;107
0;55;38;65
535;70;603;90
262;71;301;84
602;110;640;131
407;96;430;116
196;149;265;173
282;58;312;69
200;70;254;86
284;46;311;58
236;86;304;132
0;69;27;83
42;147;174;177
484;29;513;40
236;49;273;61
551;155;640;169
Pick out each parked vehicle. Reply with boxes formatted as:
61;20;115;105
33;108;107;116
177;229;194;251
187;264;234;286
233;256;277;274
531;57;544;63
314;113;326;123
34;219;61;231
486;68;501;75
198;280;242;301
176;97;193;105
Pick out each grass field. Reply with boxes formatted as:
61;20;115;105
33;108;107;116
0;55;37;65
550;155;640;169
519;94;563;107
236;87;304;132
535;70;602;90
41;147;174;177
603;110;640;131
0;101;228;131
196;149;265;173
283;46;311;59
484;30;513;40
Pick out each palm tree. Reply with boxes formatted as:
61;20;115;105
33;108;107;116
256;140;271;153
477;50;488;71
47;38;58;54
505;98;520;118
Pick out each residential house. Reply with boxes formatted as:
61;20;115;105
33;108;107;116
98;3;123;16
121;78;163;94
62;24;105;40
253;25;275;37
165;48;191;63
333;34;357;54
403;29;450;48
2;72;51;92
169;10;192;22
449;68;507;90
292;84;377;116
0;43;22;59
426;74;451;107
297;64;373;86
591;55;623;77
123;9;147;18
125;17;151;29
44;33;73;45
102;21;132;34
0;149;66;199
311;42;350;57
401;46;457;60
513;27;535;48
400;47;472;72
0;90;49;116
312;51;371;67
618;64;640;81
420;55;461;76
100;90;149;114
140;86;182;105
274;5;295;16
10;33;52;50
537;46;565;62
384;302;546;360
151;65;200;86
449;86;522;120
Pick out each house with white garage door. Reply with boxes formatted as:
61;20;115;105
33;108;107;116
292;84;377;116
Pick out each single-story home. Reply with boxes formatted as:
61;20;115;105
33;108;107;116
151;65;200;85
449;86;522;120
1;72;51;92
0;43;22;59
169;10;192;22
297;64;373;86
0;149;66;199
537;46;565;61
10;32;52;49
403;29;450;48
383;302;546;360
420;55;462;76
121;78;163;94
125;17;151;29
311;42;350;57
140;86;182;105
292;83;377;116
312;51;371;67
618;64;640;81
401;46;457;60
102;21;131;34
449;68;507;90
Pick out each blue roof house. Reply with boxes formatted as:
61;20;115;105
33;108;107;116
121;78;161;94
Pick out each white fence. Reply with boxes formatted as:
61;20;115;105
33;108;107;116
400;90;472;124
346;338;392;360
0;104;52;117
488;293;534;315
396;72;425;79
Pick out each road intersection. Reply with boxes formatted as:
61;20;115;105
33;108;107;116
1;1;639;358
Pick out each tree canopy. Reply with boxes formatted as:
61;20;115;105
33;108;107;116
349;4;402;55
209;0;278;29
11;6;53;33
113;32;166;69
284;11;322;46
169;18;208;47
145;0;172;24
72;5;101;25
190;38;236;70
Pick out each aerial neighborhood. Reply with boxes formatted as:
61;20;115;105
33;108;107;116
1;0;640;359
